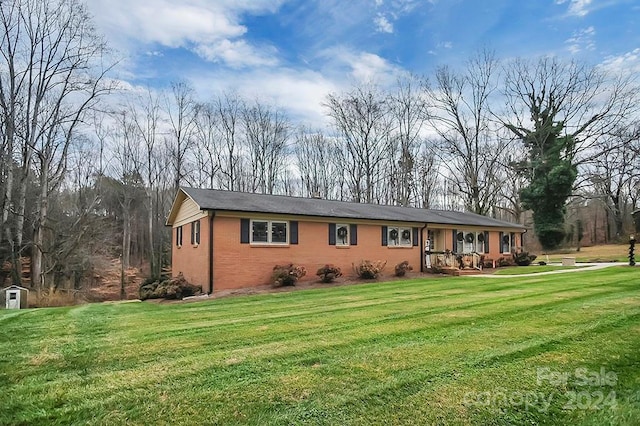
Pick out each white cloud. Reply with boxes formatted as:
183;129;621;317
318;47;403;85
565;26;596;54
195;40;279;68
374;14;394;33
189;68;341;127
556;0;593;17
568;0;592;16
350;52;395;81
600;48;640;76
85;0;285;67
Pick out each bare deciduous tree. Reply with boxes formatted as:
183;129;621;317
165;81;199;190
426;50;507;215
387;75;428;206
0;0;114;289
583;127;639;240
243;100;290;194
324;85;395;203
294;127;340;199
213;92;245;191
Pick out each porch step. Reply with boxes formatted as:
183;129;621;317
457;269;483;276
438;268;482;276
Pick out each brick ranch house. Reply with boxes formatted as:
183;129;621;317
166;188;527;293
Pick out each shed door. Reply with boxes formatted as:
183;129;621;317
7;291;19;309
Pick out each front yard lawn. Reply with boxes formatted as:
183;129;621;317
1;267;639;425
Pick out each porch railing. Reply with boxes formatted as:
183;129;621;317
428;251;482;271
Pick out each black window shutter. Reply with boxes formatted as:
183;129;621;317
350;224;358;246
328;223;336;245
484;231;490;253
240;218;250;244
382;226;388;246
499;232;504;252
290;221;298;244
510;232;516;248
452;229;457;252
412;227;419;246
191;221;196;244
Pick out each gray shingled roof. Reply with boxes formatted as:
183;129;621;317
181;187;525;229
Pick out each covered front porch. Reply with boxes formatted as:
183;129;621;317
426;251;483;276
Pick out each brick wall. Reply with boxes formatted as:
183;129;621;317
212;215;424;291
171;212;525;293
171;217;211;292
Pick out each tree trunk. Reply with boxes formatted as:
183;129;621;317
32;164;49;292
147;189;156;278
122;204;131;269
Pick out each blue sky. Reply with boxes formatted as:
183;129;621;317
86;0;640;125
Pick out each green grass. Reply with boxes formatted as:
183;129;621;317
493;265;589;275
542;244;630;263
1;267;640;425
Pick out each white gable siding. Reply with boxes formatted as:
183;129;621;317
173;197;208;227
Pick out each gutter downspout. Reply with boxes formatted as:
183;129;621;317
420;223;429;273
209;212;215;294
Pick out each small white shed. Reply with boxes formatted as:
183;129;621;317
3;285;29;309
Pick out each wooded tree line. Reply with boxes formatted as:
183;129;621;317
1;0;639;292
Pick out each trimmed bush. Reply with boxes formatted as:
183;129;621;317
430;264;444;274
481;256;495;269
497;256;516;267
316;264;342;283
514;251;537;266
394;261;413;277
353;260;386;279
139;273;202;300
272;264;306;287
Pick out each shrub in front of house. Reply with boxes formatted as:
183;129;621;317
316;264;342;283
353;260;386;279
430;264;444;274
272;264;307;287
480;255;494;269
139;273;202;300
514;251;537;266
497;256;516;267
394;261;413;277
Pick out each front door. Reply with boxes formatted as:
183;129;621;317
431;230;444;251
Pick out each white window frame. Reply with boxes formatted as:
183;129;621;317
176;226;183;247
388;226;412;247
336;224;350;246
251;219;289;245
459;230;487;254
501;233;512;254
191;220;200;246
476;232;487;254
462;231;475;253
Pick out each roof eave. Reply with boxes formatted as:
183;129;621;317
165;188;190;226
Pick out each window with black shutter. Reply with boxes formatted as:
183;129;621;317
176;226;183;247
191;220;200;245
